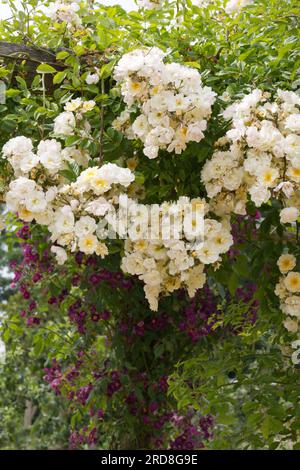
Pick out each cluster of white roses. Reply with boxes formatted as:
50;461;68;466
136;0;252;13
2;103;136;264
54;97;96;137
225;0;253;14
137;0;162;9
2;135;85;177
201;89;300;220
113;47;216;159
2;127;234;311
137;0;212;8
120;197;233;310
2;99;96;177
4;163;135;263
275;253;300;365
48;0;82;28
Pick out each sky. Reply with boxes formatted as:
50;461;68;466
0;1;137;19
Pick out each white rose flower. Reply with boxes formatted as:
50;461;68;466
141;270;162;287
284;272;300;293
291;340;300;365
25;190;47;213
258;167;279;188
75;216;97;238
274;181;295;198
98;163;135;187
143;146;159;159
65;98;82;112
211;231;233;254
249;183;270;207
85;198;111;216
82;100;96;113
49;2;81;27
18;207;35;222
277;254;297;274
285;134;300;160
197;241;220;264
2;136;33;158
51;245;68;265
285;114;300;133
8;177;36;198
2;136;37;173
280;207;299;224
19;153;39;173
132;115;150;138
281;296;300;317
37;139;63;173
74;167;111;195
50;205;75;235
287;167;300;183
35;208;55;226
186;121;206;143
137;0;162;9
78;234;99;254
283;317;299;332
53;112;76;136
96;242;108;258
45;187;58;202
86;73;99;85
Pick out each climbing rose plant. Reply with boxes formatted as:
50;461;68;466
0;0;299;450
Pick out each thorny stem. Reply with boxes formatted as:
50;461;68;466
283;155;287;181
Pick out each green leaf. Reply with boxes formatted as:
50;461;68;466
100;60;116;79
15;76;28;90
184;61;201;69
37;63;57;74
261;416;270;439
53;71;67;84
56;51;70;60
5;89;21;97
59;169;77;182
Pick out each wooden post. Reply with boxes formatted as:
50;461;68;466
0;41;68;91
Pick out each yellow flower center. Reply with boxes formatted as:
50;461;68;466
292;168;300;177
262;171;274;184
83;238;94;248
283;260;291;269
130;82;141;92
19;208;32;217
93;178;107;188
291;276;300;288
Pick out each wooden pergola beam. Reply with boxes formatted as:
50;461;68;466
0;41;70;92
0;41;61;65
